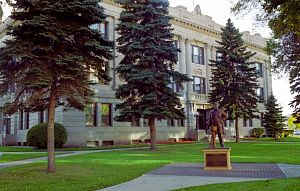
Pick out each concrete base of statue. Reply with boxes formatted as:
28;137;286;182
203;147;232;170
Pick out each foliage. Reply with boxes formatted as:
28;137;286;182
250;128;264;138
0;0;113;172
209;19;259;142
27;123;67;149
288;115;300;129
232;0;300;122
282;129;294;138
262;95;286;139
115;0;190;149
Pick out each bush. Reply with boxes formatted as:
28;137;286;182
250;128;265;138
282;129;294;137
27;123;67;149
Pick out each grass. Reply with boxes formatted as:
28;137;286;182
0;142;193;152
174;178;300;191
242;136;300;142
0;153;48;163
0;152;69;163
0;142;300;191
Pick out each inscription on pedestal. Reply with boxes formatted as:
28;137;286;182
203;148;232;170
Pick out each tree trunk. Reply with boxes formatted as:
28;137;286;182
235;116;240;143
149;118;156;151
47;92;56;173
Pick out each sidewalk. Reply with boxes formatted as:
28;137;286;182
99;163;300;191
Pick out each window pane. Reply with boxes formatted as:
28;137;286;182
89;23;99;31
85;104;95;127
101;103;112;127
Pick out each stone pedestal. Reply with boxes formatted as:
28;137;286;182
203;148;232;170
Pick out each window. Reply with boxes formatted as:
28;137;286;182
216;51;223;62
89;22;109;39
243;118;247;127
19;110;24;130
257;87;264;102
131;116;140;127
192;46;204;65
255;63;263;77
101;103;112;127
25;112;30;129
85;103;97;127
177;119;184;127
167;119;175;127
168;76;183;93
193;76;206;94
4;118;11;135
249;118;253;127
39;110;44;123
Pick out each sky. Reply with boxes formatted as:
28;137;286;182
169;0;293;116
1;0;294;116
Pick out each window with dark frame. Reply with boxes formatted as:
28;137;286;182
85;103;97;127
101;103;112;127
192;46;204;65
169;76;183;93
243;118;247;127
249;118;253;127
25;112;30;129
216;51;223;62
19;110;24;130
257;87;264;102
4;118;11;135
39;110;44;123
193;76;206;94
177;119;184;127
167;119;175;127
256;62;263;77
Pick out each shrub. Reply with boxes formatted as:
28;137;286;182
250;128;264;138
27;123;67;149
282;129;294;137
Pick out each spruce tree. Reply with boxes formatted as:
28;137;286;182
263;95;286;140
115;0;190;150
0;0;113;173
209;19;259;143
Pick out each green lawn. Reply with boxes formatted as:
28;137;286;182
0;153;48;163
175;178;300;191
0;147;36;152
242;136;300;142
0;142;299;191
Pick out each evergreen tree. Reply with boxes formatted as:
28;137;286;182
0;0;113;173
263;95;286;140
209;19;259;143
232;0;300;122
115;0;190;150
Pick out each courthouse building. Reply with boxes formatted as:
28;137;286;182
0;0;272;146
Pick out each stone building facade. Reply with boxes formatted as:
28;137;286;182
0;0;272;146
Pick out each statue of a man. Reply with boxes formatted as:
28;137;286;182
207;103;227;148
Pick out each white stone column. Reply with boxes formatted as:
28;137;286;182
179;38;186;75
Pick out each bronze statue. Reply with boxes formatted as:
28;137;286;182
207;104;227;148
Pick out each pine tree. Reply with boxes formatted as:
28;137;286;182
115;0;190;150
209;19;259;143
0;0;113;173
263;95;286;140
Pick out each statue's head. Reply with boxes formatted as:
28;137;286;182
213;102;219;109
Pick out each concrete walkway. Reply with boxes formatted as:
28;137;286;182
99;163;300;191
0;147;149;169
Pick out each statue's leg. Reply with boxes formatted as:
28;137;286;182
218;127;224;148
210;127;217;149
